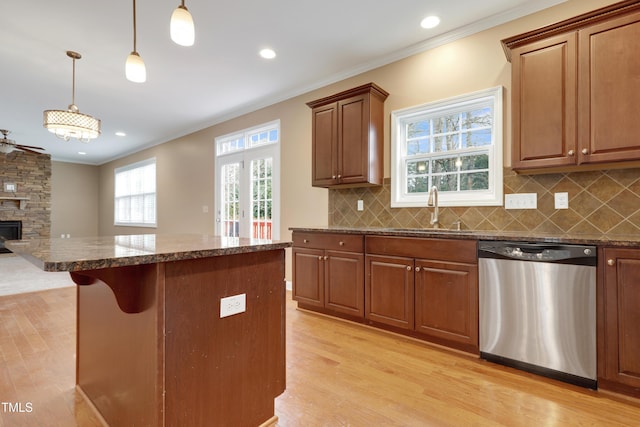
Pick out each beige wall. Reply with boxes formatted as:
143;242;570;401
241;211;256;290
51;161;99;238
96;0;619;280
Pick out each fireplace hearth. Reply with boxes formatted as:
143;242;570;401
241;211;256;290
0;221;22;253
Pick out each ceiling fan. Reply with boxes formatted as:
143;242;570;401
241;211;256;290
0;129;46;155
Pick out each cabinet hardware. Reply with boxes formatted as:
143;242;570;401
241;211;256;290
607;259;615;266
415;267;421;272
406;266;412;271
337;174;342;179
318;256;323;261
324;256;328;260
339;241;345;246
568;150;575;156
303;239;309;243
582;148;589;155
332;175;336;179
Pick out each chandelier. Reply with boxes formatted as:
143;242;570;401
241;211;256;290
43;51;101;142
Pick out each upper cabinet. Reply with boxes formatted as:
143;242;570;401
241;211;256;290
503;1;640;171
307;83;388;188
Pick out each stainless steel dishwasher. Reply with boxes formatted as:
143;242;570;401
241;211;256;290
478;241;597;389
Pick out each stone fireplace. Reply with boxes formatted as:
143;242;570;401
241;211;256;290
0;151;51;245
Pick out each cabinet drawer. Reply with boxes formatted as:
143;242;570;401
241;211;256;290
365;236;477;264
293;232;363;252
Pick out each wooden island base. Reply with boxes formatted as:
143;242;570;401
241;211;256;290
70;250;286;426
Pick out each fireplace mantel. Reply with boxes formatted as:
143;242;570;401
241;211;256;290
0;196;29;209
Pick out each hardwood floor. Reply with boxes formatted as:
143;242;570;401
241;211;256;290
2;287;640;426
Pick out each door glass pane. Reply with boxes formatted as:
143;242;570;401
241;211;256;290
221;163;240;237
251;157;272;239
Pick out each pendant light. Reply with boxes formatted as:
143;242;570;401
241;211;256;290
170;1;195;46
126;0;146;82
43;51;101;142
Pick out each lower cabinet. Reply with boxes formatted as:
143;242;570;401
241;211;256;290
293;232;479;354
365;236;479;353
292;232;364;319
414;259;478;349
599;247;640;396
366;255;415;330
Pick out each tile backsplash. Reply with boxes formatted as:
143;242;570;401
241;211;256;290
329;168;640;235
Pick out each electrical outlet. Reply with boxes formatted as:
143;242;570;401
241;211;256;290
554;192;569;209
505;193;537;209
220;293;246;318
357;200;364;211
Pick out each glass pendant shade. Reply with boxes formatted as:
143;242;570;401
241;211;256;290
126;51;146;83
170;5;195;46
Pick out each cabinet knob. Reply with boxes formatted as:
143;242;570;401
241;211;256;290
607;259;615;266
303;239;309;243
568;149;575;156
332;175;336;179
582;148;589;155
339;241;345;246
324;256;328;261
415;266;421;272
318;256;323;261
406;266;412;271
337;174;342;179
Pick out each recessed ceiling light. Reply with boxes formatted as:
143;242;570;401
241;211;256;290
259;48;276;59
78;151;87;155
115;131;126;137
420;16;440;29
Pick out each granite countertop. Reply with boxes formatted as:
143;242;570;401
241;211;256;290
289;226;640;247
5;234;292;272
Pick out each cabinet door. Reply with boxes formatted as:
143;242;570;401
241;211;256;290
311;103;338;187
325;250;364;317
511;33;577;170
414;260;478;351
601;248;640;390
365;255;414;330
292;247;324;307
337;94;370;185
578;11;640;164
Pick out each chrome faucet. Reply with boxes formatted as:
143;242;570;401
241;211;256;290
427;185;439;229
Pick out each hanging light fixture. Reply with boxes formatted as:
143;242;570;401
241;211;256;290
126;0;146;82
43;51;101;142
170;0;195;46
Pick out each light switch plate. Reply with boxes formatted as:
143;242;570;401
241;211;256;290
357;200;364;211
505;193;537;209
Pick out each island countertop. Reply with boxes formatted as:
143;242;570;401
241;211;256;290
5;233;292;272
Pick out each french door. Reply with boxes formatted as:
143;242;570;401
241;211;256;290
216;145;279;239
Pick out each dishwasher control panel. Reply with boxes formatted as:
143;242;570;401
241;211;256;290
478;241;596;265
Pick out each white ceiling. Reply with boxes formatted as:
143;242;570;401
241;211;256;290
0;0;565;165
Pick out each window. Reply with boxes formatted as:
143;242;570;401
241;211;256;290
391;86;503;207
114;158;157;227
215;120;280;240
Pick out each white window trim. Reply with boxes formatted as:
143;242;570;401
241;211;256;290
391;86;503;208
114;157;157;227
216;119;280;156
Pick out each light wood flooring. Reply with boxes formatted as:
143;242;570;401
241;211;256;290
2;287;640;426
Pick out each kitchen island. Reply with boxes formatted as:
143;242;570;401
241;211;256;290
6;234;291;427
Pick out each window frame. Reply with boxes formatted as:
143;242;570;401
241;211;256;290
114;157;157;227
390;86;503;208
